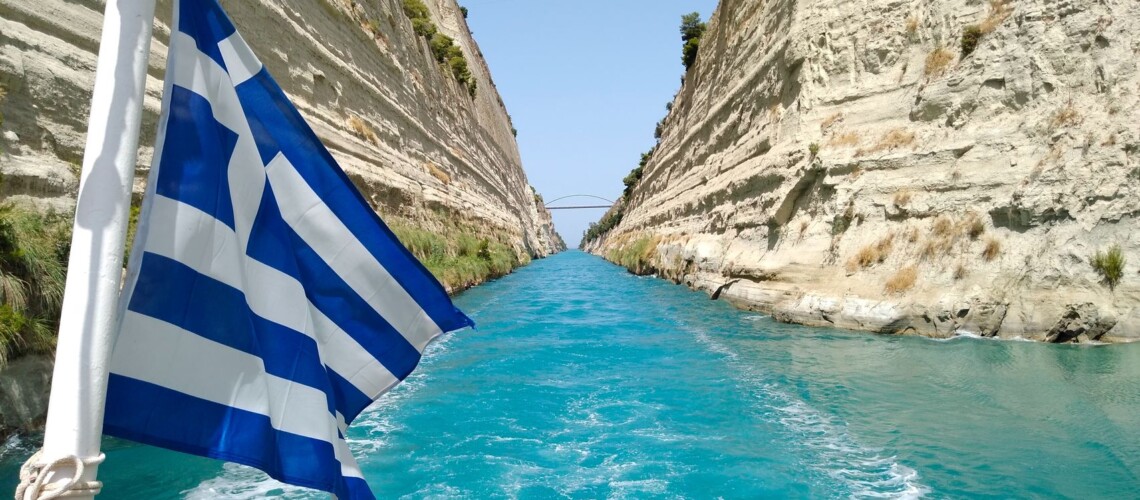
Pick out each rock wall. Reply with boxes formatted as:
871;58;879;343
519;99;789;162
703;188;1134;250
0;0;562;432
590;0;1140;343
0;0;562;256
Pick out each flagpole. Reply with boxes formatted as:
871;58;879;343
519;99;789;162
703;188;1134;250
22;0;157;498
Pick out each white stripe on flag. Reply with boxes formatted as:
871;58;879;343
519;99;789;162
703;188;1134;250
265;153;443;352
141;195;399;398
218;32;262;86
111;311;364;479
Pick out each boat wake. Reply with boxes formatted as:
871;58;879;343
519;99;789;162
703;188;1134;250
689;328;930;499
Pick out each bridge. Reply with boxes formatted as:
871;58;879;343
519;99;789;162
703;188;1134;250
543;194;614;210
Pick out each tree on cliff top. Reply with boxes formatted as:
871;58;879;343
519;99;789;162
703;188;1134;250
681;12;707;71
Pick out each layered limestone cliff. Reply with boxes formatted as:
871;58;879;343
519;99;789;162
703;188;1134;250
0;0;561;434
0;0;561;256
590;0;1139;343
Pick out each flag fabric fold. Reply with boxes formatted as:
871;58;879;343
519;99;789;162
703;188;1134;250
103;0;473;497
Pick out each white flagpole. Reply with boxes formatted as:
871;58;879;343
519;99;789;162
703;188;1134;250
26;0;157;498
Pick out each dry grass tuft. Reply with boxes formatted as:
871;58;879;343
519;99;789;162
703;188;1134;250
848;245;880;272
829;131;861;148
982;237;1001;261
931;216;954;238
847;235;895;272
820;112;843;132
856;129;916;157
953;263;968;280
963;213;986;239
1050;102;1083;130
924;46;955;78
905;16;920;37
884;266;918;294
893;190;913;207
979;0;1013;34
347;115;379;145
906;226;920;243
427;163;451;184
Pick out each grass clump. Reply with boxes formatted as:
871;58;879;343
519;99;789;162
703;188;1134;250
961;25;983;57
402;0;477;97
0;204;72;365
1050;101;1082;130
857;129;916;157
924;46;955;78
808;142;821;158
893;190;912;207
607;235;661;275
347;115;379;145
1091;244;1125;290
982;237;1001;261
829;132;861;148
884;266;918;294
389;219;519;292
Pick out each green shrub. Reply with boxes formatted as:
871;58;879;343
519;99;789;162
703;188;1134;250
402;0;476;97
460;6;468;19
809;142;821;157
1091;244;1126;290
581;207;624;246
961;25;983;57
680;12;706;71
0;204;71;364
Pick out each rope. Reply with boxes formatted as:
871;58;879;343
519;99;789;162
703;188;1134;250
14;450;105;500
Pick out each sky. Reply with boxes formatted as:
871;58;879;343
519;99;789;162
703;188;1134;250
463;0;718;247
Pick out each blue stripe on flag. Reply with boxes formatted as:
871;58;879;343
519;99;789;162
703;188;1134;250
246;186;423;380
155;86;238;229
104;374;375;500
234;69;474;333
128;252;375;420
177;0;236;70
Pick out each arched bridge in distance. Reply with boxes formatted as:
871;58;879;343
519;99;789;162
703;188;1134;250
544;194;614;210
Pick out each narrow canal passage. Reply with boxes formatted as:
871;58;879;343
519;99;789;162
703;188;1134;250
4;251;1140;498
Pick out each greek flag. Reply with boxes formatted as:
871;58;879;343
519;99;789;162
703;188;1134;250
102;0;473;498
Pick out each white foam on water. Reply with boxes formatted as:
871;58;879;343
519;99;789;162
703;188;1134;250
742;314;771;322
689;328;931;499
182;462;317;499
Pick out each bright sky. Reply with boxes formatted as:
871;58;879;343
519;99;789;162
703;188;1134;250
463;0;718;247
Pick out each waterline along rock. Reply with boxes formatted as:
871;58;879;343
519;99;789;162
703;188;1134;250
587;0;1139;343
0;0;562;435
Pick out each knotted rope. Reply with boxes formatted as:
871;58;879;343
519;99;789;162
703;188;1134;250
14;450;104;500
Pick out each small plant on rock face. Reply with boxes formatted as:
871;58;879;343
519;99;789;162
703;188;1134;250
885;266;918;294
924;46;954;78
961;25;983;57
983;237;1001;261
905;16;920;38
1091;244;1126;290
808;142;821;157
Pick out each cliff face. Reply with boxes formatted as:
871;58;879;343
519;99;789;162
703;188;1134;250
0;0;561;256
0;0;561;435
590;0;1140;342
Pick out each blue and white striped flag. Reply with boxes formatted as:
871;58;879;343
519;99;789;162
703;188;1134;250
102;1;473;498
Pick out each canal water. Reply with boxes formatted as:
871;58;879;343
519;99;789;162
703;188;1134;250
3;250;1140;498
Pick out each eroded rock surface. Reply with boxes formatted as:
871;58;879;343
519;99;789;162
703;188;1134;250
590;0;1139;342
0;0;562;256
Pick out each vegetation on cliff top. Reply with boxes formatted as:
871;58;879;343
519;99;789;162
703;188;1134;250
402;0;477;97
680;12;707;71
0;204;70;365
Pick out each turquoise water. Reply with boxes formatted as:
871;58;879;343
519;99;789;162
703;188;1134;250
4;250;1140;498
